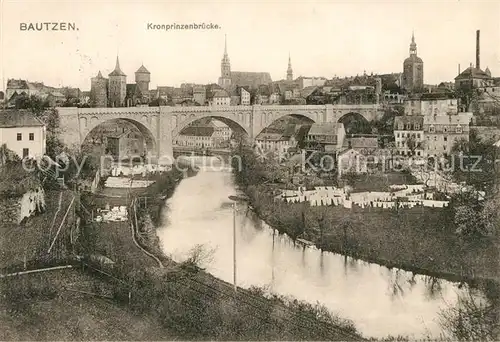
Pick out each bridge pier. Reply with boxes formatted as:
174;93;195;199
157;106;174;164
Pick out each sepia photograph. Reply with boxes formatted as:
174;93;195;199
0;0;499;340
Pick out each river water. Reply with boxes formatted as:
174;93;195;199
157;159;484;339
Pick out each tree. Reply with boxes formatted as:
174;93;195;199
450;130;497;191
15;94;51;116
404;134;424;156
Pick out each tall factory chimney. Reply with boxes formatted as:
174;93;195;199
476;30;480;70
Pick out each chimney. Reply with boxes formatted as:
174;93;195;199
476;30;480;70
458;63;461;75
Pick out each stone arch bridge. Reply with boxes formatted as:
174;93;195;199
58;104;382;158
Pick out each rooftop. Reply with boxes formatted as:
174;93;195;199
455;67;491;80
308;122;344;136
136;65;150;74
345;137;379;149
179;126;215;137
0;110;45;128
394;116;424;128
231;71;272;88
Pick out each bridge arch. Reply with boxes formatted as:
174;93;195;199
337;112;372;135
255;113;316;137
171;115;250;140
81;118;157;156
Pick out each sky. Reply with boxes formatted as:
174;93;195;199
1;0;499;92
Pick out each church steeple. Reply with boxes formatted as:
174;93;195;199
409;31;417;56
109;56;126;77
218;35;232;88
287;53;293;81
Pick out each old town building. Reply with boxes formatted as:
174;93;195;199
423;112;473;158
393;116;425;157
303;123;346;153
404;93;458;116
0;110;46;159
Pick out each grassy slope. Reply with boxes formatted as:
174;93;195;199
0;270;175;341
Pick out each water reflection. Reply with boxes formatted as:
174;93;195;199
157;167;492;339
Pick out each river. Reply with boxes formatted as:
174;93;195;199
157;159;486;339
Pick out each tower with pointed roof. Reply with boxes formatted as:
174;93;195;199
135;64;151;97
287;53;293;81
90;70;108;107
402;32;424;93
218;35;232;88
108;56;127;107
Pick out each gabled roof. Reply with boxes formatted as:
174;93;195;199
308;123;343;136
394;116;424;128
300;86;319;98
213;89;230;98
179;126;215;137
455;67;491;80
0;110;44;128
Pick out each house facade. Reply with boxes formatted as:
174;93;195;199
0;110;46;159
393;116;425;157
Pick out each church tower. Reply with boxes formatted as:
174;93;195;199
108;56;127;107
218;35;232;88
402;32;424;93
287;53;293;81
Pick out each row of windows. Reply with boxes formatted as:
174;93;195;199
396;132;421;139
427;135;452;142
17;133;35;141
396;150;422;156
428;126;462;134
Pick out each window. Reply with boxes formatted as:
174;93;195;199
444;136;448;142
417;133;421;139
456;125;463;134
429;125;435;133
397;133;400;138
29;133;34;141
17;133;22;141
22;148;29;158
443;127;448;133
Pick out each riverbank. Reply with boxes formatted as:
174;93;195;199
233;148;499;284
77;165;364;340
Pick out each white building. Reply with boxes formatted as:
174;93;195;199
211;120;232;147
404;95;458;116
423;112;473;157
210;89;231;106
175;126;215;148
240;87;251;105
393;116;425;157
0;109;46;159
